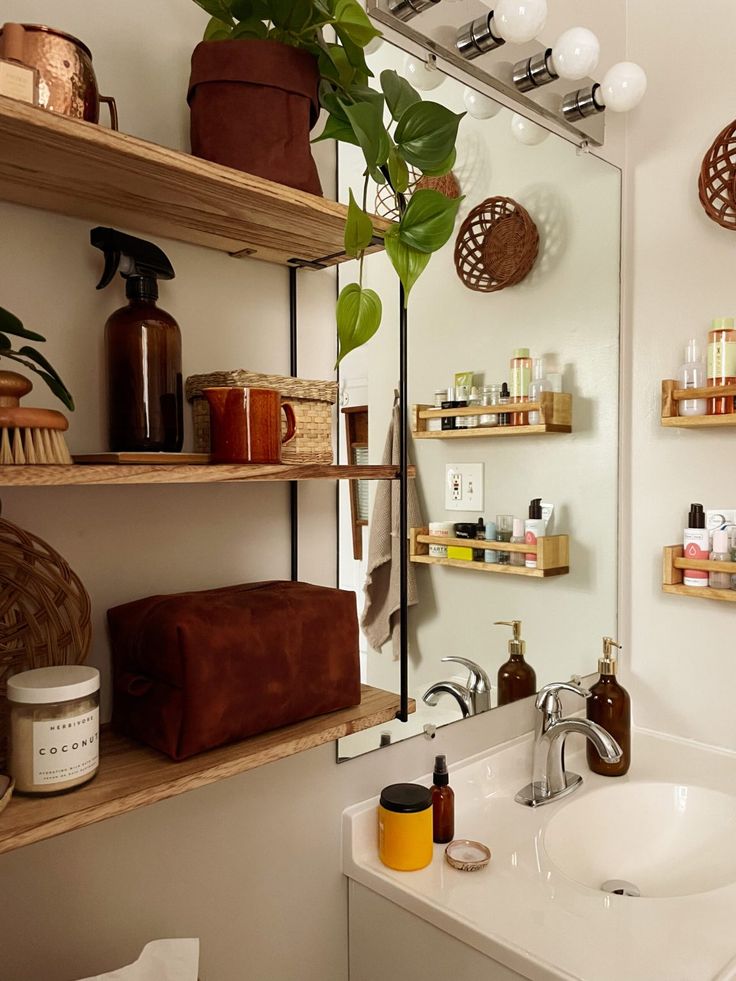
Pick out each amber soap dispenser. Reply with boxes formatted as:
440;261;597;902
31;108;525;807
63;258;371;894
586;637;630;776
496;620;537;706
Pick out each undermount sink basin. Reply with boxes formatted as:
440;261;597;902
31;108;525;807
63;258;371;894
543;781;736;897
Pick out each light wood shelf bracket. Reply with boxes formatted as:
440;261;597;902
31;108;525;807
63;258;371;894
662;544;736;602
661;380;736;429
411;392;571;439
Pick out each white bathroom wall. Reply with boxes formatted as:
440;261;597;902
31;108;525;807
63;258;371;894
623;0;736;750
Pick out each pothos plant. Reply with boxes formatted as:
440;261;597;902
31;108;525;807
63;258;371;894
193;0;464;362
0;307;75;410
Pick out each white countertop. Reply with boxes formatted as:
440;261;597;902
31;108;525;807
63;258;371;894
343;728;736;981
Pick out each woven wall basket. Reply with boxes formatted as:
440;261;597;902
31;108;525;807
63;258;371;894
454;196;539;293
0;516;92;763
699;120;736;230
375;170;461;221
185;370;338;464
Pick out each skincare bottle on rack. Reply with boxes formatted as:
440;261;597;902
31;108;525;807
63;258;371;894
510;348;532;425
709;529;732;589
496;514;513;565
730;527;736;590
495;620;537;706
683;502;710;587
479;385;499;427
525;498;546;569
483;519;498;563
455;385;469;429
441;387;457;431
678;339;707;416
586;637;630;777
498;383;511;426
707;318;736;414
509;518;525;566
429;389;446;432
473;517;486;561
528;358;549;425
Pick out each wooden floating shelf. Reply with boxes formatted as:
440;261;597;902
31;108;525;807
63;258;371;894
0;96;388;269
412;392;571;439
662;545;736;603
410;528;569;578
0;685;413;856
0;462;415;487
661;380;736;428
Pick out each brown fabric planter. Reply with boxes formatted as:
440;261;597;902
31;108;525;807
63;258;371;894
188;39;322;196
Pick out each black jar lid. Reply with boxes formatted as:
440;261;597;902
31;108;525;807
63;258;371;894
454;522;477;539
380;783;432;813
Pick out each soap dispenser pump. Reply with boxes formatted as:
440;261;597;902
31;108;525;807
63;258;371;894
495;620;537;706
586;637;631;777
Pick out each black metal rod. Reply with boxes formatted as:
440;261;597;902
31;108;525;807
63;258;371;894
397;284;409;722
289;267;298;583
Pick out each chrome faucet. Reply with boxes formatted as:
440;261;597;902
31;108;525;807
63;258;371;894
515;682;622;807
423;657;492;718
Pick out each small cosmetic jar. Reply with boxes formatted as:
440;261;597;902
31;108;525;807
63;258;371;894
378;783;433;871
428;521;454;557
8;666;100;795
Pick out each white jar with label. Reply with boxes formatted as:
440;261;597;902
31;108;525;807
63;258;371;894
7;665;100;795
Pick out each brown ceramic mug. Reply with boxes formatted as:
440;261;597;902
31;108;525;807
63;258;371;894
203;387;296;464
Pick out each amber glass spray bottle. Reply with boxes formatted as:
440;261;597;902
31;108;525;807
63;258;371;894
431;754;454;844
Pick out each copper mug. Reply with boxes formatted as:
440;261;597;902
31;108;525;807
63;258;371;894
0;23;118;128
203;387;297;465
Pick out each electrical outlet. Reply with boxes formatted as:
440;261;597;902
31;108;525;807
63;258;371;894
445;464;484;511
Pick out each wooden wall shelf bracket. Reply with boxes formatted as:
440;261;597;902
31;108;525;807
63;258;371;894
661;380;736;428
411;392;571;439
410;528;569;578
662;544;736;602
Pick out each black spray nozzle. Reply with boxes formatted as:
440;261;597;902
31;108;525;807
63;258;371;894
688;502;705;529
433;754;449;785
529;498;542;519
90;227;175;291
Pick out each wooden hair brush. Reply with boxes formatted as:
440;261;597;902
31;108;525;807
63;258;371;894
0;371;72;465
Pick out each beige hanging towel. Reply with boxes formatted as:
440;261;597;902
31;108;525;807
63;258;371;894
361;402;424;659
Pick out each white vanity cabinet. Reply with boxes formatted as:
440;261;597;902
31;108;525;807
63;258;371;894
349;881;527;981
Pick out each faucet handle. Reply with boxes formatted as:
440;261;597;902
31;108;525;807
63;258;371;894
441;656;491;693
535;681;590;717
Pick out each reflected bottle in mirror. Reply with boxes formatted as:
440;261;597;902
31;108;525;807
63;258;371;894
496;514;513;564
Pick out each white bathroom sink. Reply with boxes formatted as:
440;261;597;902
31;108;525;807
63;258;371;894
543;781;736;897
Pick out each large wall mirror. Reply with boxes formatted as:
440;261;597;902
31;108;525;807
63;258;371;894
336;37;620;760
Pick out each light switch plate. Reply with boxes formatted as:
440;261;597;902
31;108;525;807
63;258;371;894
445;463;484;511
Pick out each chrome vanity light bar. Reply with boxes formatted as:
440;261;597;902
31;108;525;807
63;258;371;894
512;49;558;92
561;83;605;121
456;12;506;60
388;0;440;22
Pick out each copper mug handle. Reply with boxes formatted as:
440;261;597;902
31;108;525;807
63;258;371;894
281;402;296;445
99;94;118;130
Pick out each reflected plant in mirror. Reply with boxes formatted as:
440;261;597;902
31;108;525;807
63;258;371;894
337;39;620;760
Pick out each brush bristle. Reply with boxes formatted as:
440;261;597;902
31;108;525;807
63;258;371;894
0;426;72;465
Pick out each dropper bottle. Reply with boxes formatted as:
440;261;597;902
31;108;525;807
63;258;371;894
431;754;454;844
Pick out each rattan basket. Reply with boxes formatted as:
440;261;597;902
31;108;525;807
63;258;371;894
0;515;92;763
185;371;337;464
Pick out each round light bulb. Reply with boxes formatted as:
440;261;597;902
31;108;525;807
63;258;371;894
463;87;501;120
551;27;600;81
492;0;547;44
402;54;444;92
598;61;647;112
510;112;549;145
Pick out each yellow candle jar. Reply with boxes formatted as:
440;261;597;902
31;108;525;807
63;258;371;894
378;783;433;871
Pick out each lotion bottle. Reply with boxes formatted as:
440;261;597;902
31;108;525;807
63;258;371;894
525;498;546;568
586;637;630;777
683;502;709;588
709;529;732;589
495;620;537;706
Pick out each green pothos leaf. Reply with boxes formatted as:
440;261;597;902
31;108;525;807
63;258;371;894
344;190;374;258
384;230;431;305
336;283;382;364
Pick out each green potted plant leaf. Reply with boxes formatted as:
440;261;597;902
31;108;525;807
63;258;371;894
189;0;463;360
0;306;74;410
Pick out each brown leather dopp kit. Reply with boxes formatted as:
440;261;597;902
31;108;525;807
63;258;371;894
108;581;361;761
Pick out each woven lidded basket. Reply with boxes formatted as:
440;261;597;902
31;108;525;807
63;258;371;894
0;515;92;763
185;371;337;464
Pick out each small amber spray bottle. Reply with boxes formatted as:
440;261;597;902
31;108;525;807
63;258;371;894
431;754;454;844
586;637;631;776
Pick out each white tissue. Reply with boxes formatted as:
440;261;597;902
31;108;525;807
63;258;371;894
76;939;199;981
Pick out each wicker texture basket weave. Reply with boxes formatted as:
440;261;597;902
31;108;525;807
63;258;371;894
454;196;539;293
186;371;337;464
699;120;736;230
0;516;92;762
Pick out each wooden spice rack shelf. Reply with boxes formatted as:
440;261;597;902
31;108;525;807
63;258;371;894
412;392;572;439
0;685;413;856
0;462;415;487
661;381;736;428
0;96;388;269
662;545;736;602
410;527;569;578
